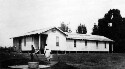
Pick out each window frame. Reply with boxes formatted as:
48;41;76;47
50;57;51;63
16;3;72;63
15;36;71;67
74;40;76;47
85;40;87;46
96;41;98;48
56;36;59;46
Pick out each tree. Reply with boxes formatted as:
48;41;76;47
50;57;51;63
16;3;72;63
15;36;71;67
96;9;123;40
93;9;125;52
76;24;87;34
92;23;98;35
59;22;71;32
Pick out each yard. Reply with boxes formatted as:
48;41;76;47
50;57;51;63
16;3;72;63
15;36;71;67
52;53;125;69
1;51;125;69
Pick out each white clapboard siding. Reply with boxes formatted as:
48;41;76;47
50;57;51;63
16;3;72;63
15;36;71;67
66;39;109;51
44;29;66;51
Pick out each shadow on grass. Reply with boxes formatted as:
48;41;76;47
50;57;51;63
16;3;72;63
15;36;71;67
51;53;125;69
48;61;79;69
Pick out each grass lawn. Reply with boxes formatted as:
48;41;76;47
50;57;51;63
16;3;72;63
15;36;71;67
1;52;125;69
52;53;125;69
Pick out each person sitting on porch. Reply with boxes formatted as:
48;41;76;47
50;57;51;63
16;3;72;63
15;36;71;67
44;45;52;61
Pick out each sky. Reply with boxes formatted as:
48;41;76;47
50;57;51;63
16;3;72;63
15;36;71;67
0;0;125;47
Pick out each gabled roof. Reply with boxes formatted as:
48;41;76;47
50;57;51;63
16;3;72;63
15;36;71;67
66;33;113;42
24;27;66;35
11;27;67;38
11;27;113;42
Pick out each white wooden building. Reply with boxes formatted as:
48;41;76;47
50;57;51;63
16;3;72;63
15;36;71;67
11;27;113;53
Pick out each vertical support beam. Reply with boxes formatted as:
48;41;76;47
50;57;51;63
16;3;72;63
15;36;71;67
39;34;41;54
32;36;34;47
112;42;113;53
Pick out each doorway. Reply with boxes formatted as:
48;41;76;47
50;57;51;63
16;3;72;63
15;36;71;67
109;42;113;53
18;38;22;52
40;34;48;54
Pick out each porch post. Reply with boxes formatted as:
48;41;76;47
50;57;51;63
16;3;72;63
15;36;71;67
39;34;41;54
112;43;113;53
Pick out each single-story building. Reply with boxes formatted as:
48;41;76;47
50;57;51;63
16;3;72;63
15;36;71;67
11;27;113;53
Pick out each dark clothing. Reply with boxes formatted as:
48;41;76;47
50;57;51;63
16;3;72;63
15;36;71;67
30;45;35;61
31;45;35;53
30;53;34;61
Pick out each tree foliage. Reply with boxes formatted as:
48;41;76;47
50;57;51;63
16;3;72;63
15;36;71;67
0;46;14;53
92;9;125;52
96;9;123;40
59;22;71;32
76;24;87;34
92;23;98;35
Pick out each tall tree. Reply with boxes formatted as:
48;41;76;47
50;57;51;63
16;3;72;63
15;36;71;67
93;9;125;52
59;22;71;32
77;24;87;34
92;23;98;35
97;9;123;40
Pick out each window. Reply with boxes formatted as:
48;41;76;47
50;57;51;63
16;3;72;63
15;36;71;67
96;41;98;48
85;40;87;46
24;37;26;46
105;42;106;48
56;36;59;46
108;23;112;27
52;28;56;33
74;40;76;47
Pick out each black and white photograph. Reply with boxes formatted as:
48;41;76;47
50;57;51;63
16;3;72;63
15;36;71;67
0;0;125;69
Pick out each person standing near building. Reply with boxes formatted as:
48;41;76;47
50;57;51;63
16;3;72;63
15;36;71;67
44;45;52;61
30;45;35;61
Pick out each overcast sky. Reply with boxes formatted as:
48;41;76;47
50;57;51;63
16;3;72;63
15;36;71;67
0;0;125;47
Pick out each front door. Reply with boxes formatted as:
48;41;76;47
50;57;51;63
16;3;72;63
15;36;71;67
40;34;48;54
109;42;112;53
19;39;22;52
